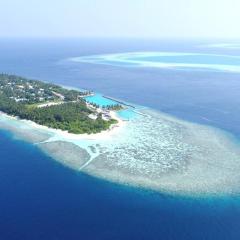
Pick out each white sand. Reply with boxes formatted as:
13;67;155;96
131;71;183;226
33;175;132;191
0;110;126;141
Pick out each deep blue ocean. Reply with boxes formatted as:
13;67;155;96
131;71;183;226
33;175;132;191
0;38;240;239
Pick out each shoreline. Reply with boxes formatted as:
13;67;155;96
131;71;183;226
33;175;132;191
29;110;126;141
0;110;126;141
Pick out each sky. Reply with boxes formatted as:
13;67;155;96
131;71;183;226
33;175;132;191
0;0;239;39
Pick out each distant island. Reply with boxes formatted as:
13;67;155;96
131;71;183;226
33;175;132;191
0;74;122;134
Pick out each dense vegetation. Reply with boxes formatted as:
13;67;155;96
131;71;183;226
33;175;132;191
89;103;123;110
0;74;117;134
104;104;123;110
0;73;91;103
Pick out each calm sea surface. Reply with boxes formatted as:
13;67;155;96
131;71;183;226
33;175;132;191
0;38;240;239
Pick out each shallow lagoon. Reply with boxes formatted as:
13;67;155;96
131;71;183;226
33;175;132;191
85;93;117;107
85;93;137;120
117;108;137;120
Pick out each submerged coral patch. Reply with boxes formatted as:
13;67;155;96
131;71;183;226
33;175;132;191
70;52;240;72
1;108;240;196
45;109;240;196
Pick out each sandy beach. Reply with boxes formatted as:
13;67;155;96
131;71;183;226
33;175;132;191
0;110;126;142
31;110;126;141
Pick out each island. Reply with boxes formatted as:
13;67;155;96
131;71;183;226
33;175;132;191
0;74;121;134
0;74;240;197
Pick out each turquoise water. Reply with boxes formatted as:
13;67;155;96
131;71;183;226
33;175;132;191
85;93;137;120
117;108;137;120
85;93;118;107
85;94;138;120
